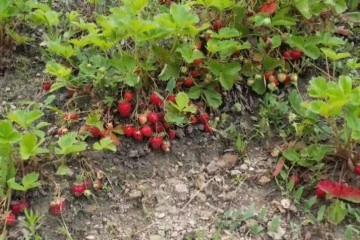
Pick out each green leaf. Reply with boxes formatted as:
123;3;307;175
0;120;21;144
303;45;321;60
211;27;240;39
326;200;348;225
321;48;350;61
262;56;283;71
325;0;347;14
282;149;300;162
93;138;117;152
56;164;72;176
169;4;199;28
208;61;241;90
304;196;317;212
271;35;282;49
317;205;327;222
20;133;48;160
45;61;72;80
187;86;201;99
308;77;328;98
165;78;176;92
8;109;44;129
204;89;222;108
22;172;41;189
293;0;312;19
55;132;87;155
176;45;204;63
251;77;266;95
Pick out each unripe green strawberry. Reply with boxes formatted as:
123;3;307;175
290;73;298;83
247;78;255;86
267;82;277;91
277;73;287;82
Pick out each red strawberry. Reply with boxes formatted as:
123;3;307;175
124;125;134;137
67;88;75;98
132;129;143;141
199;113;209;125
283;74;291;84
93;179;102;190
147;112;159;123
71;182;86;197
123;91;133;102
166;94;176;103
190;69;201;78
212;19;223;31
264;71;274;80
150;136;163;149
193;58;203;66
291;50;302;60
203;122;213;134
162;122;172;130
161;141;170;152
5;212;16;226
69;113;78;121
183;77;194;87
152;122;165;133
141;125;153;137
196;42;202;50
49;197;66;216
117;101;132;118
289;175;300;186
168;129;176;140
282;50;292;59
315;187;326;199
99;129;107;138
354;165;360;175
57;127;69;136
190;116;198;125
83;179;91;189
138;113;148;125
11;200;29;215
150;92;163;108
42;81;51;91
89;127;101;138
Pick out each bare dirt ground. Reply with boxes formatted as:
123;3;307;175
0;54;349;240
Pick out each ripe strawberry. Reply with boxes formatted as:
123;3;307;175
117;101;132;118
132;129;143;141
183;77;194;87
162;121;172;130
203;122;213;134
147;112;159;123
99;129;107;138
190;115;198;125
161;141;171;152
83;179;91;189
289;175;300;186
67;88;75;98
199;113;209;125
158;112;165;123
70;113;78;121
71;182;86;197
42;81;51;91
212;19;223;31
150;92;163;108
291;50;302;60
282;50;292;59
193;58;203;66
49;197;66;216
264;71;274;80
5;212;16;226
354;165;360;175
166;94;176;103
150;136;163;149
315;187;326;199
152;122;165;132
283;74;291;84
124;125;134;137
190;69;201;78
168;129;176;140
123;91;133;102
89;127;101;138
57;127;69;136
11;200;29;215
196;42;202;50
93;179;102;190
138;113;148;125
141;125;153;137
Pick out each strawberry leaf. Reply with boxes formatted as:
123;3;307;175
326;200;348;225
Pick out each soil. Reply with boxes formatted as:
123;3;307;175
0;53;353;240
